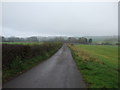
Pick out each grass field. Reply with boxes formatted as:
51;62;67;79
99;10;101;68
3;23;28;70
1;42;43;45
94;41;118;45
69;44;118;88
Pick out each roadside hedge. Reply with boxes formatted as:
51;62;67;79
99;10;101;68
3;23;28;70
2;42;62;69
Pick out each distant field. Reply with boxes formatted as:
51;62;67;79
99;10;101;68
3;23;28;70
94;41;118;45
69;44;118;88
1;42;43;45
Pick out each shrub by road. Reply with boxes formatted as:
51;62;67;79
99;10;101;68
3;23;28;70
2;42;62;83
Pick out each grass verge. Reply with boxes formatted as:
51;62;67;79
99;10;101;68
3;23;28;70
69;44;119;88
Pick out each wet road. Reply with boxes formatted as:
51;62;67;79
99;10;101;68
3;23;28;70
3;44;86;88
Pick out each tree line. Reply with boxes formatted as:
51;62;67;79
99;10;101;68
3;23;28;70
1;36;92;44
67;37;92;44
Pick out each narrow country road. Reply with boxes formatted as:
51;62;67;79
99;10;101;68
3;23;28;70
3;44;86;88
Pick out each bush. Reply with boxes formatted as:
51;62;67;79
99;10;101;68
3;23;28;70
2;42;62;69
2;44;30;69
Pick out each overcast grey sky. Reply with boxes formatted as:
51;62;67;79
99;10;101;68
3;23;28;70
1;2;118;37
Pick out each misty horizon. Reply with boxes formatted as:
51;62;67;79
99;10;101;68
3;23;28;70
1;34;118;38
1;2;118;37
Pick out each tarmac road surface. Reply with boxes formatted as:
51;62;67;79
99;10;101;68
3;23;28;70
3;44;86;88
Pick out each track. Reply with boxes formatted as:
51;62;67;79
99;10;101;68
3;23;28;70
3;44;86;88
